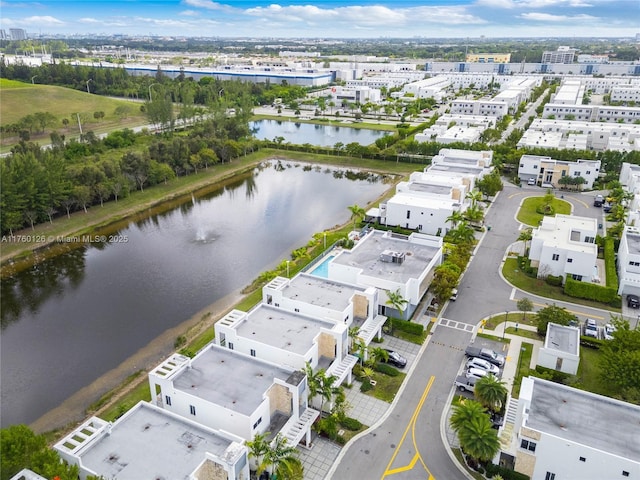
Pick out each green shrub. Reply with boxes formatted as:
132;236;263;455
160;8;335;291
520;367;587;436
374;362;400;376
580;336;605;349
484;462;530;480
352;364;364;378
391;318;424;335
534;365;570;383
604;237;618;288
174;335;187;348
545;275;563;286
335;434;347;445
340;417;363;431
360;378;373;392
564;277;618;303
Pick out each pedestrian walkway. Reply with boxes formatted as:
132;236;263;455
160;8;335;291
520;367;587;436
298;435;342;480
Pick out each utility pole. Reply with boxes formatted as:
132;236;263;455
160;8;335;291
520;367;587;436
86;78;93;94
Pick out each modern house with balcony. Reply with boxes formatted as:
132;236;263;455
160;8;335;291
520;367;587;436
529;214;598;283
616;225;640;296
148;345;319;448
54;401;249;480
319;229;443;320
510;377;640;480
518;155;600;189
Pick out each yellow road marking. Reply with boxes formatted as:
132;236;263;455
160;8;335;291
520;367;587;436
382;376;436;479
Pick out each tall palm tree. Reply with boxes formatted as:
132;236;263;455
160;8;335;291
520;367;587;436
348;326;362;352
464;204;484;224
386;289;408;332
474;375;508;413
449;399;487;434
518;228;533;256
303;362;321;403
450;221;476;245
317;372;341;414
446;210;464;229
457;415;500;463
348;204;366;231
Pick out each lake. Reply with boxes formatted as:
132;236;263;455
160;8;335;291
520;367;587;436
0;161;391;427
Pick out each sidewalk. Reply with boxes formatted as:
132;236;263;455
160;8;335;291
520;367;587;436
482;320;543;391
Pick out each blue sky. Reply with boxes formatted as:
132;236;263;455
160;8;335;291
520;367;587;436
1;0;638;38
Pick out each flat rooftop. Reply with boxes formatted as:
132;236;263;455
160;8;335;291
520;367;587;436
407;182;453;196
236;304;335;355
174;346;292;415
526;378;640;461
545;323;579;355
332;230;440;284
624;228;640;255
535;215;598;254
283;273;366;311
388;192;459;210
79;403;237;480
427;164;485;176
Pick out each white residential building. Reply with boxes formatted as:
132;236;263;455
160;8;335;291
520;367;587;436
415;114;497;143
541;46;577;64
54;401;249;480
512;377;640;480
537;323;580;375
616;225;640;296
329;85;381;104
543;104;640;123
321;229;443;320
529;214;598;283
149;346;319;447
517;155;601;189
450;100;509;118
519;118;640;152
402;76;451;102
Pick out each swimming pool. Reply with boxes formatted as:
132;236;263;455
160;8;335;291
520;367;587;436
310;255;335;278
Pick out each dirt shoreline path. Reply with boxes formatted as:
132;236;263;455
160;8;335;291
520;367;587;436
30;288;244;435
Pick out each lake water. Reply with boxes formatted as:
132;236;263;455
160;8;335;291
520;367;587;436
0;161;391;427
250;119;388;147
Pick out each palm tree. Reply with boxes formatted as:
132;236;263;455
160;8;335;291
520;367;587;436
348;204;366;231
464;204;484;223
246;432;270;474
317;372;340;414
303;362;321;402
457;415;500;463
518;228;533;256
450;221;476;245
386;289;408;332
348;326;362;352
366;346;390;366
264;434;301;479
446;210;464;229
466;189;483;209
474;375;508;412
449;399;487;434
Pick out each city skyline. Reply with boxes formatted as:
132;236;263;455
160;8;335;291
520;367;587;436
0;0;638;39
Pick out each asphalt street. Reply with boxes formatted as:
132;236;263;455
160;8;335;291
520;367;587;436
330;181;621;480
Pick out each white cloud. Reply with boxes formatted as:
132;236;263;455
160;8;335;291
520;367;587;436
519;12;597;21
179;10;200;17
476;0;593;7
182;0;230;11
20;15;64;26
78;17;100;24
243;4;485;27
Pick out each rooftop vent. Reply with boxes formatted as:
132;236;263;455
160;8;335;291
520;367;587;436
379;250;405;264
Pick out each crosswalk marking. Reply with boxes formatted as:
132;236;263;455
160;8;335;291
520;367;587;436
438;318;475;332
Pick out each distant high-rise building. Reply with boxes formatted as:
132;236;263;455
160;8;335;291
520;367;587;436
10;28;27;40
0;29;8;40
541;46;576;64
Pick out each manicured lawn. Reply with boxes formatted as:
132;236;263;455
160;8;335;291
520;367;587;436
99;380;152;422
484;312;537;330
574;347;618;399
511;342;534;398
502;257;620;312
365;371;407;403
517;196;571;226
505;327;543;342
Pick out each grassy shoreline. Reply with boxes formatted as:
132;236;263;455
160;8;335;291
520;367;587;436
1;149;416;276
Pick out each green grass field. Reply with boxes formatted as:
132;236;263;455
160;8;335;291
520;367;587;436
517;196;572;226
1;78;147;149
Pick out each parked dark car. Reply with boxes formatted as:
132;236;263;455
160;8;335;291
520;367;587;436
594;194;604;207
383;349;407;368
628;294;640;309
490;412;504;429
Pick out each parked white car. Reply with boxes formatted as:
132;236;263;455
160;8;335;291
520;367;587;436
466;367;489;380
603;324;616;341
466;357;500;375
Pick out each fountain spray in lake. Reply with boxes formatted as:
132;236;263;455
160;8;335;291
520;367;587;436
192;193;216;244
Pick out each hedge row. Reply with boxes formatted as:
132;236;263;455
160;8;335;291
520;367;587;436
604;237;618;289
391;318;424;335
374;362;401;376
564;277;619;305
484;462;531;480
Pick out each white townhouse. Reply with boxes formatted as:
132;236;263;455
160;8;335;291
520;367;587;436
54;401;249;480
512;377;640;480
262;273;386;348
619;162;640;213
529;214;598;284
537;323;580;375
321;229;443;320
149;345;319;447
616;225;640;296
214;302;358;387
517;154;600;189
450;99;509;118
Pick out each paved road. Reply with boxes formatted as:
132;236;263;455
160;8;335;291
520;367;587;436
331;181;621;480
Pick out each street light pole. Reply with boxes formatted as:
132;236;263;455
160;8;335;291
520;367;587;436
148;83;159;101
286;260;290;278
86;78;92;94
31;75;38;84
323;232;327;250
